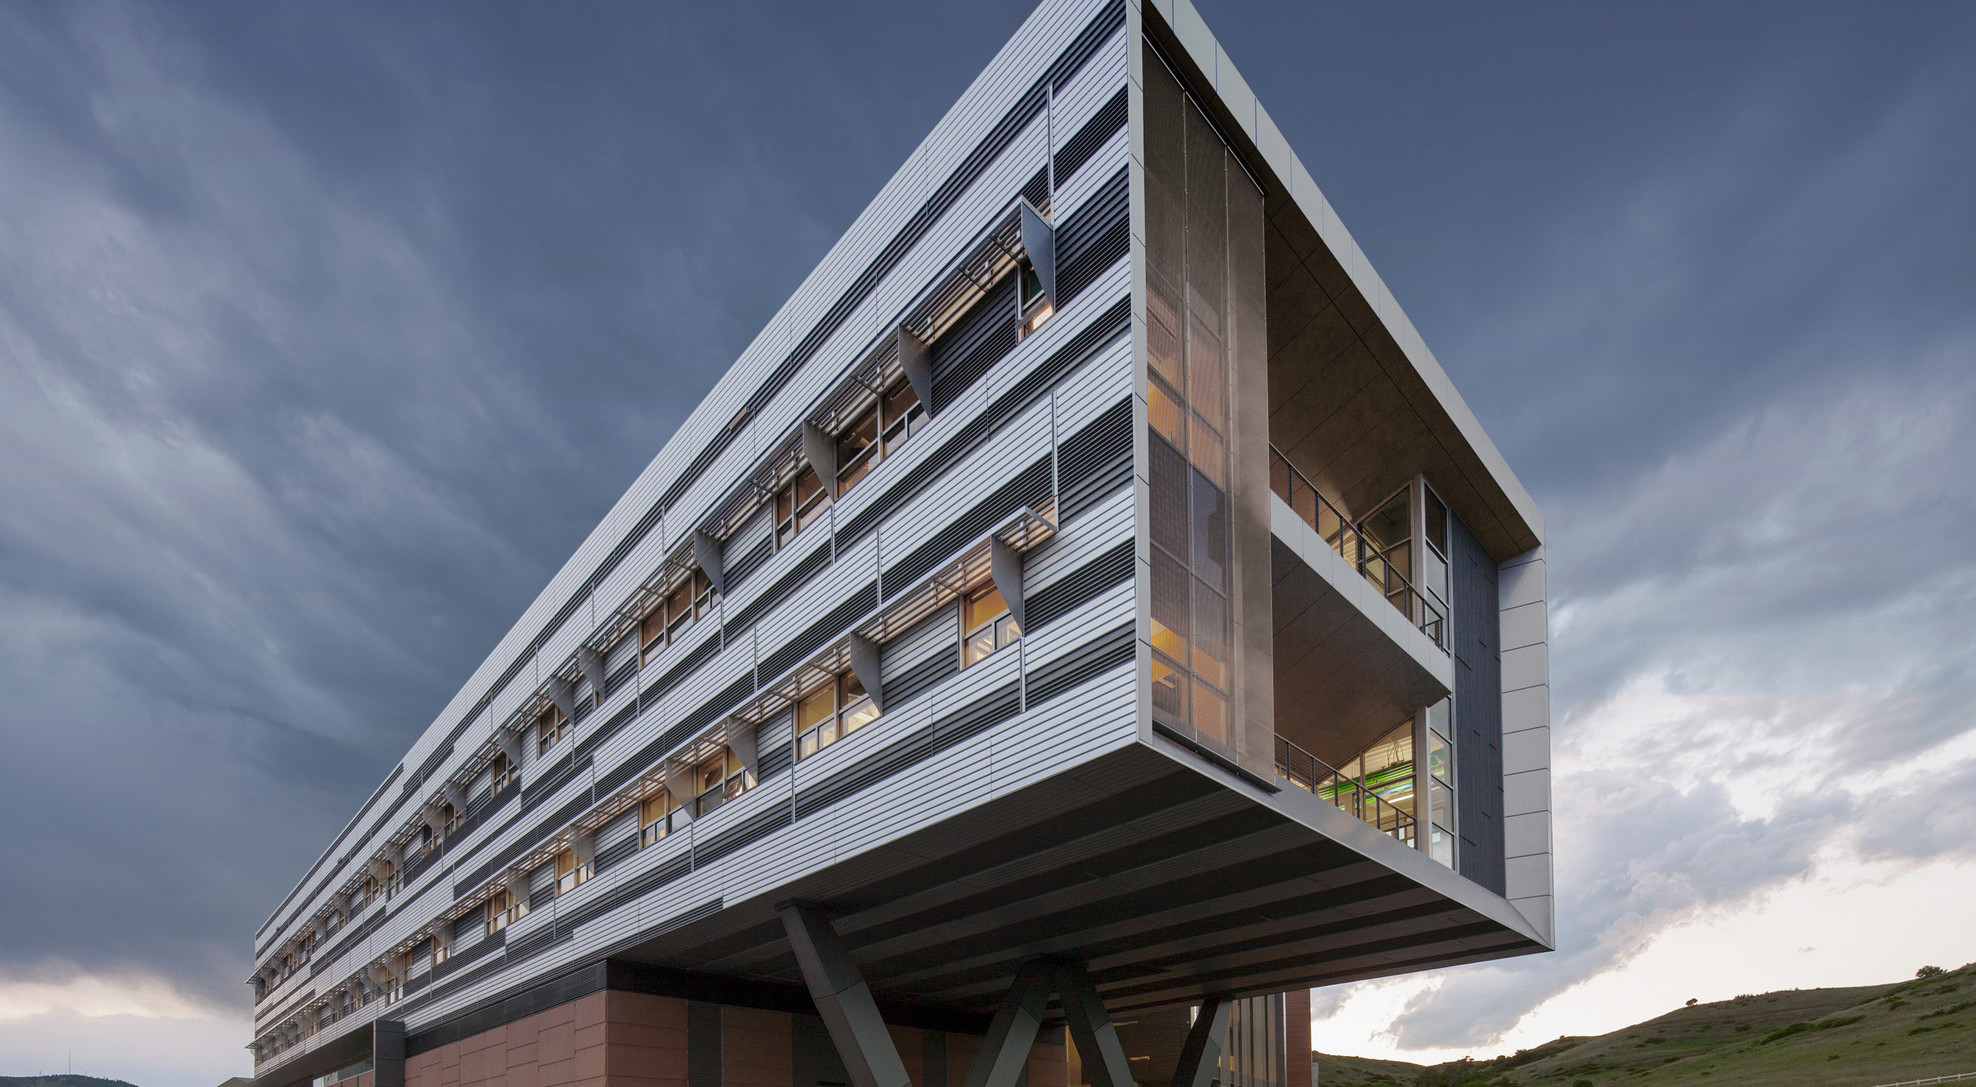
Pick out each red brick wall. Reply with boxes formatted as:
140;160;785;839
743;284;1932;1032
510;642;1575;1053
1284;989;1311;1087
401;990;1065;1087
406;990;674;1087
721;1005;792;1087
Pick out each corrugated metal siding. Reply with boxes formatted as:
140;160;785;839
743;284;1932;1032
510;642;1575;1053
1452;514;1505;894
252;0;1140;1046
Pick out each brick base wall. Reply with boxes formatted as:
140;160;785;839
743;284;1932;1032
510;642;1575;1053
403;990;1066;1087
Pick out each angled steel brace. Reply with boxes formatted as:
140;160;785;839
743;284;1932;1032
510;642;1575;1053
778;903;913;1087
1054;960;1134;1087
960;959;1056;1087
1170;995;1231;1087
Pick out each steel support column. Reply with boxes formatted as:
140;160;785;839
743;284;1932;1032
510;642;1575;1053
1170;996;1231;1087
960;960;1055;1087
1054;960;1134;1087
778;903;913;1087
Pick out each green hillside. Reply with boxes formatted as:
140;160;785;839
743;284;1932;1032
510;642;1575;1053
1316;963;1976;1087
0;1077;141;1087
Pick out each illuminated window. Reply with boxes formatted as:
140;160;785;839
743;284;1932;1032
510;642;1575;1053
773;465;830;549
554;848;589;895
485;888;524;934
640;792;681;846
693;747;752;817
1426;698;1455;868
962;585;1021;667
490;752;517;793
796;671;881;760
536;705;570;754
641;569;718;665
835;376;926;496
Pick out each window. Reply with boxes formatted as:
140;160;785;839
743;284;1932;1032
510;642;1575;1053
485;888;524;934
692;747;752;817
1019;261;1054;337
796;672;881;760
834;376;926;496
385;973;402;1005
323;910;342;936
641;569;719;664
536;705;570;754
357;875;379;909
490;752;517;793
1421;485;1450;606
1426;698;1455;868
962;585;1021;667
775;465;830;547
439;801;459;837
640;792;682;846
554;849;589;895
430;937;448;967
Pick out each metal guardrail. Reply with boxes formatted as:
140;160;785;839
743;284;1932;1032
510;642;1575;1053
1269;448;1447;651
1275;734;1416;846
1873;1074;1976;1087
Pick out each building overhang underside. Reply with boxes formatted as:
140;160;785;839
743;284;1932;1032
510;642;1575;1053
599;743;1544;1020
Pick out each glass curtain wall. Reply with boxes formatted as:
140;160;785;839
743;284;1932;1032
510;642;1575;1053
1145;49;1253;752
1426;697;1456;866
1218;993;1285;1087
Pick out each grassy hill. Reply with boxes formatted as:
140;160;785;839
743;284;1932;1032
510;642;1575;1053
0;1077;141;1087
1315;962;1976;1087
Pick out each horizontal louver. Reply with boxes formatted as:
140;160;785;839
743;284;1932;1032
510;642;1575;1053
1055;87;1127;184
527;863;555;910
592;809;640;874
882;458;1051;592
1026;541;1135;633
1057;397;1132;524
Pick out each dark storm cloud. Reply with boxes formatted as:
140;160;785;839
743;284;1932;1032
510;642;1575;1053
2;1;1972;1067
1198;0;1976;1049
0;0;1035;1007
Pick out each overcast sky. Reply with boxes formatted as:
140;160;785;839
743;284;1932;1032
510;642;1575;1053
1;2;1972;1084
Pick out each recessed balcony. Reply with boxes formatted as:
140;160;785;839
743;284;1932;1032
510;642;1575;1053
1269;448;1451;775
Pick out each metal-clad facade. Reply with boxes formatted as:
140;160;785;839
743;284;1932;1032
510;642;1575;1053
253;0;1140;1068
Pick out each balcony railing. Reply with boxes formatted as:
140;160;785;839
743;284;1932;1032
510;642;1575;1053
1269;447;1447;651
1275;734;1416;846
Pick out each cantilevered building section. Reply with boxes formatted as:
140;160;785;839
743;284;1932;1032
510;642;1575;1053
247;2;1553;1085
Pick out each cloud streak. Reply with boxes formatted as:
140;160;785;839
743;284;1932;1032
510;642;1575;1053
2;1;1974;1081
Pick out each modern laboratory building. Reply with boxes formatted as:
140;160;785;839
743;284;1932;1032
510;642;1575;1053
247;2;1554;1085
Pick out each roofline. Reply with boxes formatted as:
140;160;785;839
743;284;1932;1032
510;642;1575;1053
1138;0;1545;548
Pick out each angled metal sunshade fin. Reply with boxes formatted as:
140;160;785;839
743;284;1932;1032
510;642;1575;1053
897;325;933;417
848;633;884;714
663;761;698;823
576;646;607;693
548;677;576;721
990;536;1025;631
693;529;726;596
1019;198;1055;306
801;422;838;493
723;716;759;777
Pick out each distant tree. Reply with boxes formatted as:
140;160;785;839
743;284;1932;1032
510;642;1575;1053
1917;965;1947;979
